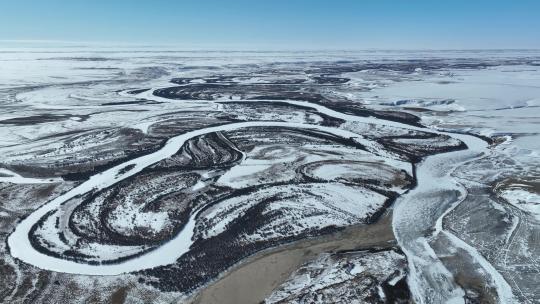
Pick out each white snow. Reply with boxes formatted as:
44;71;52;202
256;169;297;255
2;50;528;303
499;188;540;221
7;110;424;275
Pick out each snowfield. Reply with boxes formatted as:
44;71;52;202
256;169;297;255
1;48;539;303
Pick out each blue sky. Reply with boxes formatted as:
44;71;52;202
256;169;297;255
1;0;539;49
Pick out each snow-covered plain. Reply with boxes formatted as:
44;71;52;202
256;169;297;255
6;109;429;274
1;48;539;303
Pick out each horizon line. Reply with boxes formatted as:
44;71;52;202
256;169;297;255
1;40;540;52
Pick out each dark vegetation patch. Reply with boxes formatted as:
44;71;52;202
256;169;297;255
381;272;411;303
101;100;163;106
219;100;346;127
117;164;136;176
0;114;90;125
